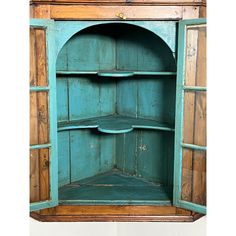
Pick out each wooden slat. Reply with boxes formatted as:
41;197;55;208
30;92;39;145
192;151;206;205
30;150;40;203
30;28;37;86
181;29;199;202
40;205;177;215
33;5;51;19
182;6;200;19
37;92;49;144
39;148;50;201
50;5;183;20
35;29;48;86
192;27;206;205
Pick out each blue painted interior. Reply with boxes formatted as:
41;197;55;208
56;23;176;204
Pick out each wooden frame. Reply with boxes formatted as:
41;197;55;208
30;1;206;222
30;19;58;212
173;18;206;214
31;205;203;222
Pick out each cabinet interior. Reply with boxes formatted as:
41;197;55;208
56;23;176;205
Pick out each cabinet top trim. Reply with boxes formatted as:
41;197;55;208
30;0;206;7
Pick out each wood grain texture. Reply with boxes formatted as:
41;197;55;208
35;29;48;86
33;5;51;19
30;28;48;86
181;29;198;202
50;5;183;20
31;212;197;222
182;6;199;19
192;26;206;205
30;28;37;86
30;92;49;145
33;205;197;222
30;92;39;145
30;150;40;203
39;148;50;201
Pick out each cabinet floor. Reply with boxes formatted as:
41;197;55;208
59;170;172;205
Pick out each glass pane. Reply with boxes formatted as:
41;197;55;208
183;90;206;146
181;148;206;205
185;25;206;87
30;91;49;145
30;27;48;87
30;148;50;203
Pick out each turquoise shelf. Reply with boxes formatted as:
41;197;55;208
56;70;176;77
58;115;175;134
59;170;172;205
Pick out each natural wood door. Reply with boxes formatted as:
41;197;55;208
30;19;58;211
174;18;206;214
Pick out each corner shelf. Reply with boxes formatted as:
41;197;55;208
59;170;172;205
56;70;176;77
58;115;175;134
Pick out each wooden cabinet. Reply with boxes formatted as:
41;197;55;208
30;0;206;222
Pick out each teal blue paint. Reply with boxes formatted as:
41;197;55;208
98;72;134;77
178;200;206;214
182;143;207;151
30;19;58;212
56;78;69;122
30;200;57;212
30;86;50;92
58;132;70;187
57;71;176;76
183;86;207;91
117;79;137;117
57;115;175;133
54;21;177;56
59;171;172;205
55;21;177;206
30;143;51;150
173;18;207;215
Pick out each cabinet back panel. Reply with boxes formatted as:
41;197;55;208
116;130;174;186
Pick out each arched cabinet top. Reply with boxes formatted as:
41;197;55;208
54;21;177;56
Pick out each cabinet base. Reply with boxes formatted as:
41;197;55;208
31;205;203;222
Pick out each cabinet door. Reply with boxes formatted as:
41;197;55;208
30;19;58;211
174;19;206;214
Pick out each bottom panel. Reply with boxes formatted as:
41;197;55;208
31;205;202;222
59;170;172;205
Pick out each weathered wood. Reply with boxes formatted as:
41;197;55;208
182;6;199;19
199;5;206;17
39;148;50;201
30;28;37;86
59;171;172;205
37;92;49;144
50;5;183;20
35;29;48;86
181;28;199;202
33;5;51;19
192;26;206;205
34;205;196;222
30;92;39;145
30;150;40;203
31;211;197;222
41;205;177;215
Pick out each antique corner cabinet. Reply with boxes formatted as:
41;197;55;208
30;0;206;222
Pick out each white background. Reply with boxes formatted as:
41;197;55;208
0;0;236;235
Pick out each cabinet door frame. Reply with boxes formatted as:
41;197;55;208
173;18;206;214
30;19;58;211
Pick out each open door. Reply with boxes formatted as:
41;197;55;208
30;19;58;211
174;19;206;214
